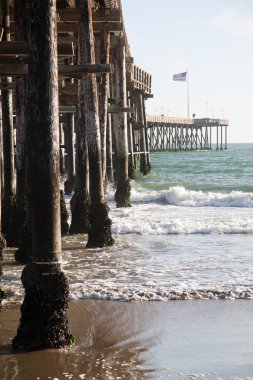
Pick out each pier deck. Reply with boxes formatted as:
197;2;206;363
147;115;229;151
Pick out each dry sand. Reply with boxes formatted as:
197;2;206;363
1;299;253;380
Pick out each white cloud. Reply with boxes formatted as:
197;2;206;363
212;7;253;38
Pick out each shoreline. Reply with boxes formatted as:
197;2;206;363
1;299;253;379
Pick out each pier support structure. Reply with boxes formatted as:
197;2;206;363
78;0;113;247
0;0;153;348
0;103;6;256
125;64;152;177
147;117;229;152
14;0;32;264
13;0;73;351
1;0;17;247
64;113;76;194
99;26;110;182
113;37;131;207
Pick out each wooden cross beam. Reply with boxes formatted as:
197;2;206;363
108;105;134;113
59;95;78;106
0;63;112;76
59;82;78;96
57;8;120;22
132;122;145;129
0;41;74;57
59;106;76;113
0;82;16;90
57;21;123;33
59;63;112;75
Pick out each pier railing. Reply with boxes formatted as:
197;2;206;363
126;64;152;94
147;115;229;127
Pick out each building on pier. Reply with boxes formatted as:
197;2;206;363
147;115;229;152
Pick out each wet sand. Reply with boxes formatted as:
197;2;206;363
1;300;253;380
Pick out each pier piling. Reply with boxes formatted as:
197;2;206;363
64;113;76;194
113;37;131;207
13;0;73;351
0;102;6;256
1;0;17;247
78;0;113;247
99;26;110;182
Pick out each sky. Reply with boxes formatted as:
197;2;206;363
121;0;253;143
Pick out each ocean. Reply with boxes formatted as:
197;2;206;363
2;143;253;303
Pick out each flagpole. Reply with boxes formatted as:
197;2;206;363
187;71;190;118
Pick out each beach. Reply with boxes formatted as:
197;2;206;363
1;299;253;380
0;0;252;376
2;145;253;378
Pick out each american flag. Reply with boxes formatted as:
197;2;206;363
172;72;187;81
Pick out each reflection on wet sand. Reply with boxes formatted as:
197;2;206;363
2;298;253;379
0;300;155;380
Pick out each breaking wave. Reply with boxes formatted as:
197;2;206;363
127;186;253;208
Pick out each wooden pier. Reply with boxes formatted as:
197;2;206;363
147;115;229;151
0;0;153;350
0;0;230;351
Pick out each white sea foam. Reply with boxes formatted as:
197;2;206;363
110;201;253;235
69;285;253;302
126;186;253;208
2;233;253;303
64;233;253;302
2;157;253;304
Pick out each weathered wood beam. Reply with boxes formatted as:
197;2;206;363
59;94;78;106
57;8;78;21
0;63;27;75
57;22;77;33
58;36;77;43
59;63;112;75
132;122;145;130
0;63;112;76
0;56;19;63
59;83;77;96
59;105;76;113
0;82;16;90
57;8;120;22
0;41;74;57
59;99;135;110
95;21;123;32
108;105;134;113
93;10;121;22
57;21;123;33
